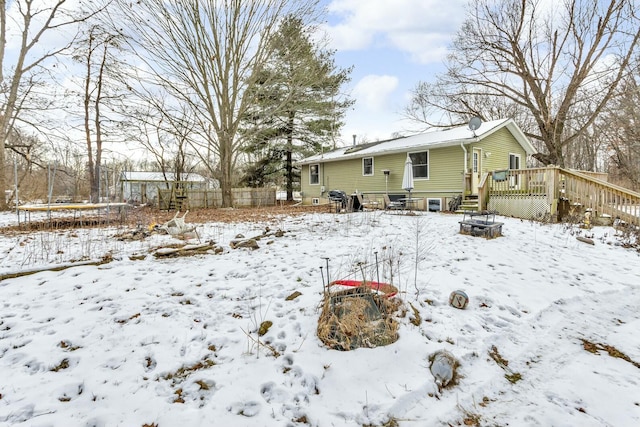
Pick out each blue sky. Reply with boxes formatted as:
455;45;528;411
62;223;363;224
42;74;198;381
321;0;468;145
4;0;468;154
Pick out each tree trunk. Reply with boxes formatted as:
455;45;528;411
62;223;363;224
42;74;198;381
0;134;6;210
219;135;233;208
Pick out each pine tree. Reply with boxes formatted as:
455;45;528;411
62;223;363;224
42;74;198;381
241;16;353;200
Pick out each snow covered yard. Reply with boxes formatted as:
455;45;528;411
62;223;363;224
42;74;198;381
0;209;639;427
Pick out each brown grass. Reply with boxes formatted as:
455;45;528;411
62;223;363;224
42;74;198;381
1;205;329;235
580;338;640;368
317;288;400;351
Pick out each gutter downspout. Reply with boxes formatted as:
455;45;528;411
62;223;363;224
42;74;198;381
460;142;468;197
460;137;480;172
460;142;468;173
460;137;479;196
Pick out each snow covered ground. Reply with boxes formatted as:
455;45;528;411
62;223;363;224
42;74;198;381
0;209;639;427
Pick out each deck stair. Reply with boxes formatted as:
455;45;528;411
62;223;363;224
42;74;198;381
457;195;479;213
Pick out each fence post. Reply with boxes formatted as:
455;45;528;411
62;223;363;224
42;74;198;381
546;167;559;221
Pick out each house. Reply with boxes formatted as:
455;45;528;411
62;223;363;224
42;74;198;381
120;171;215;205
296;118;536;211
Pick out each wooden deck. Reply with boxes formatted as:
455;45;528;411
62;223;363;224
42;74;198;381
477;167;640;225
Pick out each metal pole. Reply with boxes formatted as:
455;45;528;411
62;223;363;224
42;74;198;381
97;163;101;204
374;252;380;289
104;165;108;203
14;158;19;223
323;257;331;287
47;164;52;222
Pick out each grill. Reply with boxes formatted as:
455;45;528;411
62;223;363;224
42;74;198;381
328;190;348;211
328;190;347;204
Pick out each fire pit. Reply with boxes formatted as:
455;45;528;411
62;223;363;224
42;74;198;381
458;210;503;239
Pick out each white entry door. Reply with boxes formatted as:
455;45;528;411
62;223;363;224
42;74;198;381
471;148;482;194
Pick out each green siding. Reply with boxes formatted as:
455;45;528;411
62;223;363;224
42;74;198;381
470;127;527;173
300;127;528;204
301;147;466;201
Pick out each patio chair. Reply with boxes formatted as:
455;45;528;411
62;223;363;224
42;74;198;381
357;193;380;210
383;195;404;210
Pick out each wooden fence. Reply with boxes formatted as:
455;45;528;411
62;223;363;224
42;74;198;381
158;188;276;210
478;166;640;225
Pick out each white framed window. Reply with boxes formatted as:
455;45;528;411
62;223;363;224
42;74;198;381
473;151;479;173
409;151;429;179
309;164;319;185
362;157;374;176
508;153;521;188
427;198;442;212
509;153;521;169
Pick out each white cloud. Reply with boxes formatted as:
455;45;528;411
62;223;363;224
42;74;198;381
324;0;466;64
319;22;373;50
352;74;399;112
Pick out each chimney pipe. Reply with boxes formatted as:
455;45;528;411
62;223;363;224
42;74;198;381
352;134;356;146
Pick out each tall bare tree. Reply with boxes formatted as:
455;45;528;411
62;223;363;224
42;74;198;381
0;0;106;210
600;74;640;190
123;98;199;186
72;25;125;202
112;0;320;207
405;0;640;168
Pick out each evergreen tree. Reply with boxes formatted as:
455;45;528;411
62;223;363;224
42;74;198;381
241;16;353;200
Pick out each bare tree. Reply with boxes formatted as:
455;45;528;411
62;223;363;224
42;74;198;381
405;0;640;168
69;25;125;202
0;0;107;210
112;0;320;207
599;74;640;190
123;98;199;187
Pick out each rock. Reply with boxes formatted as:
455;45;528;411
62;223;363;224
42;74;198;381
429;350;459;390
258;320;272;336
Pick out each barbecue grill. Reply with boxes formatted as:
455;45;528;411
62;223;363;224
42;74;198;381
328;190;348;211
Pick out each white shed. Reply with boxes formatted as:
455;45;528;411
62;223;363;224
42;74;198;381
120;171;215;205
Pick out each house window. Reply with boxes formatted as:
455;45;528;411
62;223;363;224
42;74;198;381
509;153;521;169
362;157;374;176
309;164;319;185
508;153;521;188
427;198;442;212
409;151;429;179
473;151;479;173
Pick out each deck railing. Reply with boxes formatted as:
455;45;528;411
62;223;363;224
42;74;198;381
478;166;640;225
560;169;640;225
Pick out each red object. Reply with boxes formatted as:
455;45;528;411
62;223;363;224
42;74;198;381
329;280;398;297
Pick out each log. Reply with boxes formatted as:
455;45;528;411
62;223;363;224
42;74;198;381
0;258;113;282
153;243;215;257
576;236;595;245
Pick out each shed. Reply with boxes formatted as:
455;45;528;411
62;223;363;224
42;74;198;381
120;171;215;205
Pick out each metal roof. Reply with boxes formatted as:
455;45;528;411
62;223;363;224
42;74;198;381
297;118;536;165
